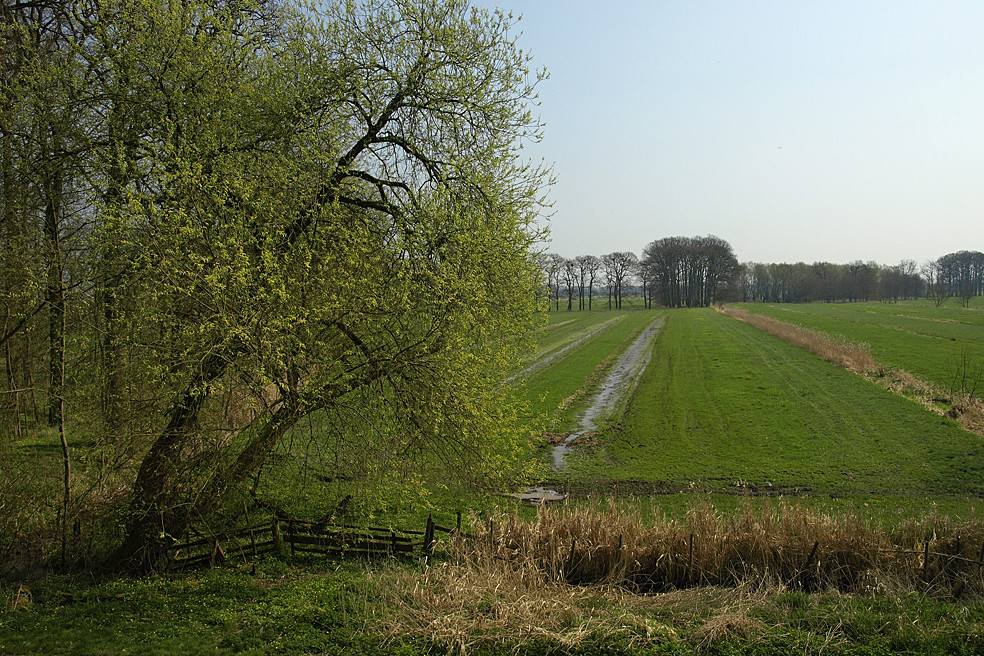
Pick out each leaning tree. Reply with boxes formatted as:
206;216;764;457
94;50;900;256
8;0;551;571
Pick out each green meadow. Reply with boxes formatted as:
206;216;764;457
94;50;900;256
734;299;984;393
514;309;661;435
550;307;984;520
6;302;984;655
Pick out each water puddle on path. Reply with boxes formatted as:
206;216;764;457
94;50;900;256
508;317;664;505
552;317;664;469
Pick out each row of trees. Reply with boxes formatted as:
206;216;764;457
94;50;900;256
739;251;984;306
924;250;984;305
543;242;981;311
541;252;638;312
542;235;742;311
736;260;923;304
2;0;548;570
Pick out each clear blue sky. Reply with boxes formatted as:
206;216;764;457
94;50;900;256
475;0;984;266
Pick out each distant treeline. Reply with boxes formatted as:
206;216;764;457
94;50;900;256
542;240;983;310
737;260;921;304
738;250;984;305
541;235;740;311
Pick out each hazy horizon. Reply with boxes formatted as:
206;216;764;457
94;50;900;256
476;0;984;266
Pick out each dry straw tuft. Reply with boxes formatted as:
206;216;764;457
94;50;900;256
376;502;984;653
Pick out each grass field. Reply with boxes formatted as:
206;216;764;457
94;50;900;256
552;307;984;521
6;302;984;655
734;300;984;394
512;309;661;436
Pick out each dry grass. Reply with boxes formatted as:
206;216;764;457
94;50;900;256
453;501;984;594
376;558;679;654
946;395;984;435
717;306;880;375
873;368;984;437
375;502;984;654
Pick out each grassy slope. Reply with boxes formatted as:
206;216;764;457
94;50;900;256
565;309;984;513
245;309;661;530
735;300;984;392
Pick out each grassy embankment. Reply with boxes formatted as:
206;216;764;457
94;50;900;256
733;299;984;399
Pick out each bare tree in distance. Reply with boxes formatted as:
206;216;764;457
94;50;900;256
563;257;578;311
922;259;950;307
603;251;637;310
542;253;564;311
580;255;602;310
574;255;600;311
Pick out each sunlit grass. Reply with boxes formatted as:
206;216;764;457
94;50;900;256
561;309;984;517
735;300;984;393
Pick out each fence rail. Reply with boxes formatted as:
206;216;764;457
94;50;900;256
167;512;461;570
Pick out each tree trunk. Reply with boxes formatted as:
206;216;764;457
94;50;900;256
112;350;230;570
44;153;70;565
45;158;64;429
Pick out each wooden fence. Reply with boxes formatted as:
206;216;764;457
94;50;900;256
168;513;461;570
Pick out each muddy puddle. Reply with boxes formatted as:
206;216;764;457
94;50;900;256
510;317;664;505
552;317;664;469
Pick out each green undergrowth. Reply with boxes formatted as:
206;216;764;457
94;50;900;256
3;555;983;655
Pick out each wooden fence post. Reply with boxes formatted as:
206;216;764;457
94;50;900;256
244;502;257;558
288;520;296;557
272;517;283;559
424;514;435;554
687;534;694;585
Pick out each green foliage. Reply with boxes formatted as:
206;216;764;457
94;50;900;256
3;0;552;566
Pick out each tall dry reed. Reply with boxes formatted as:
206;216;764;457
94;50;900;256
456;501;984;595
375;502;984;654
